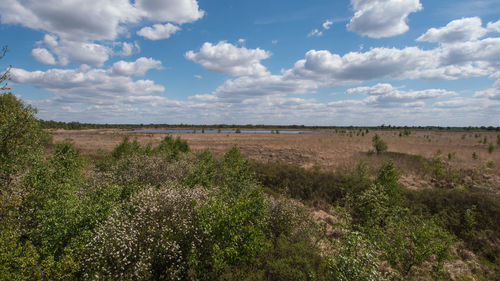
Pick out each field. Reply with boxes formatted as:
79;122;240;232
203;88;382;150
4;98;500;281
52;128;500;190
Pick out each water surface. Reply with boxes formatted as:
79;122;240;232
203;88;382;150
131;129;308;134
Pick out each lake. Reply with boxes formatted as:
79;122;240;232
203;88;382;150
131;129;308;134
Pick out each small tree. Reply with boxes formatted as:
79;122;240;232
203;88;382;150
372;134;387;154
1;46;10;92
1;47;45;189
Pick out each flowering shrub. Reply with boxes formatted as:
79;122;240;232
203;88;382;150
84;185;208;280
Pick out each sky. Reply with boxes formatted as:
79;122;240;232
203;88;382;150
1;0;500;126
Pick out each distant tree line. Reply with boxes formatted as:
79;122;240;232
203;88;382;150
39;119;500;132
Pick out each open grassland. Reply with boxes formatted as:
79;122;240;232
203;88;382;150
51;129;500;171
51;129;500;188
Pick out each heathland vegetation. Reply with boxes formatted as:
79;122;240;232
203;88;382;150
1;51;500;280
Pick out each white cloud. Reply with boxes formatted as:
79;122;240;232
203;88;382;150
10;61;165;108
134;0;204;23
417;17;488;43
185;41;271;77
209;75;315;102
116;42;140;56
473;72;500;100
0;0;140;41
111;57;162;77
1;0;204;65
347;0;422;38
308;29;323;37
31;48;56;65
137;23;180;40
49;37;112;66
346;83;457;107
238;38;246;44
487;20;500;33
323;20;333;30
194;74;203;79
474;88;500;100
190;23;500;109
289;35;500;85
0;0;203;41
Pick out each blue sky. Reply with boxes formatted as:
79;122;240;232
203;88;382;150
1;0;500;126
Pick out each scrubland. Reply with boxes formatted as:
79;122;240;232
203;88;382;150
2;93;500;280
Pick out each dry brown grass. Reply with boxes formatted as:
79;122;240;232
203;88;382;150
50;129;500;175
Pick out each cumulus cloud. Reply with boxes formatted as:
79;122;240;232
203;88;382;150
185;41;271;76
0;0;203;41
346;83;457;107
111;57;162;76
191;21;500;109
288;35;500;84
0;0;204;65
0;0;139;41
474;88;500;100
473;72;500;100
347;0;422;38
116;42;140;56
33;34;113;67
417;17;488;43
134;0;204;23
488;20;500;32
10;60;165;109
209;75;316;102
31;48;56;65
137;23;180;40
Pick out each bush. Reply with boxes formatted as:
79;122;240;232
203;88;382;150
378;213;453;278
372;134;388;154
111;136;143;159
328;231;386;281
0;93;45;189
84;186;208;280
252;161;370;206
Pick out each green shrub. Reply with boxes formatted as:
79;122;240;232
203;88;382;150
111;136;142;159
378;213;453;278
0;225;41;280
183;149;216;188
327;231;385;281
488;143;494;154
403;188;500;264
252;161;369;206
215;145;255;191
0;92;45;189
155;135;190;159
372;134;388;154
